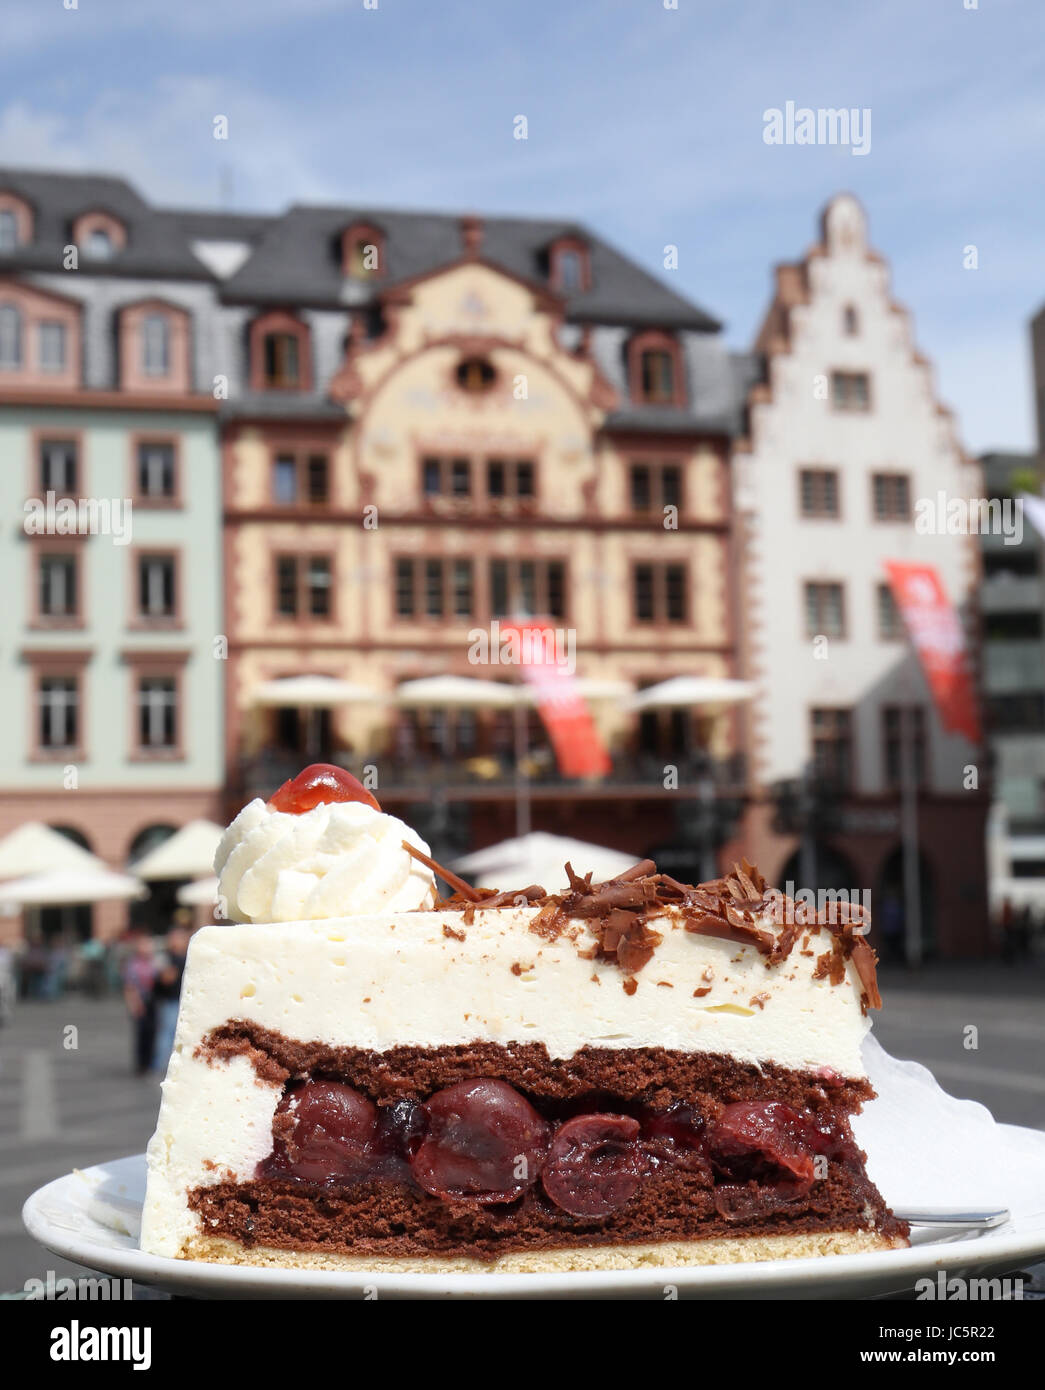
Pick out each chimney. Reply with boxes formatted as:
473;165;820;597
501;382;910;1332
460;214;483;260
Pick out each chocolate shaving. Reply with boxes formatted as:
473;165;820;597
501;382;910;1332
401;841;481;902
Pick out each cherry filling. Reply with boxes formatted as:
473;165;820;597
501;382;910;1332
258;1080;859;1220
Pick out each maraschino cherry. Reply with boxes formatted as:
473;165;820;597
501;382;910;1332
268;763;381;814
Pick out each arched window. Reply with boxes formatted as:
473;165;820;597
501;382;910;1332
628;329;685;407
641;349;674;402
0;209;17;251
142;313;171;376
0;303;22;368
86;228;113;259
843;304;859;336
264;332;301;388
341;223;385;279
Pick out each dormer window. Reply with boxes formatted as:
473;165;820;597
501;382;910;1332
0;303;22;368
341;222;385;280
142;314;171;376
548;236;591;293
0;192;33;249
73;211;126;259
87;229;113;259
264;333;300;388
0;210;17;251
628;330;685;406
249;311;312;393
118;299;190;394
641;350;675;402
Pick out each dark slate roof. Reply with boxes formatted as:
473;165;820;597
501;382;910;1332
163;208;276;243
978;451;1037;492
0;168;723;331
220;204;721;330
0;167;211;279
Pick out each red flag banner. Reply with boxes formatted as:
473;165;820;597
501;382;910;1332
884;561;981;744
497;618;611;778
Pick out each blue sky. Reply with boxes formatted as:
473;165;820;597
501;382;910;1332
1;0;1042;451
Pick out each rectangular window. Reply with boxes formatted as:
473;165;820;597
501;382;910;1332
872;472;911;522
307;557;331;617
804;581;846;639
424;559;444;618
452;559;473;618
142;315;170;377
487;460;506;498
0;304;22;366
882;706;927;789
488;559;565;619
138;555;176;618
484;458;535;501
394;557;474;620
38;321;67;372
810;708;853;790
630;465;652;511
39;554;77;618
633;563;688;623
630;462;683;512
39;439;78;496
273;455;297;504
421;457;472;498
264;333;300;389
307;455;329;504
274;555;332;618
877;583;904;641
799;468;840;518
137;676;177;750
137;441;176;499
451;459;470;497
276;556;298;616
831;371;870;411
490;558;509;616
396;558;416;617
39;676;78;750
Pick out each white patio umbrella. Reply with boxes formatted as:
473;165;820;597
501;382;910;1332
251;675;381;707
626;675;756;710
130;820;224;881
251;675;382;759
0;867;146;907
395;675;522;708
0;822;108;880
453;832;638;892
177;876;220;908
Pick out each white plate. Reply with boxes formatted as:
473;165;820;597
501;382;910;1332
22;1148;1045;1300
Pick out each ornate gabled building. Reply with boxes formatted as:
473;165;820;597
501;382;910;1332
215;207;750;865
729;195;989;957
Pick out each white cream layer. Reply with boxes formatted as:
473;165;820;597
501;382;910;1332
140;907;870;1257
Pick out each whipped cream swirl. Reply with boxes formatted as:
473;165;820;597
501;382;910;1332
214;798;437;923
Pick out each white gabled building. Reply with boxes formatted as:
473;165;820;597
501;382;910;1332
728;194;990;957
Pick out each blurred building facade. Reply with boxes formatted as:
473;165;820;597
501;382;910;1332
730;195;990;955
0;171;996;955
0;171;226;938
217;208;750;865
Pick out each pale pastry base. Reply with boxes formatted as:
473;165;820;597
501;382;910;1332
180;1228;906;1274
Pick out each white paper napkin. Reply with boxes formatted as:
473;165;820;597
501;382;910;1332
854;1033;1045;1225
